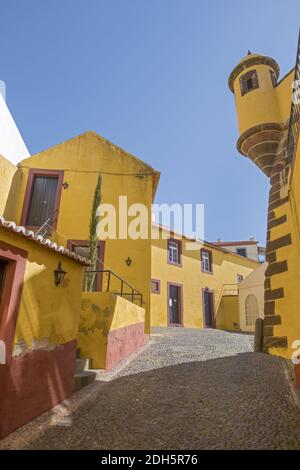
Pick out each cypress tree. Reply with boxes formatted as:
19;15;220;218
86;174;102;291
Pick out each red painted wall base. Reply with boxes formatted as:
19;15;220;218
294;364;300;388
106;322;148;370
0;339;76;439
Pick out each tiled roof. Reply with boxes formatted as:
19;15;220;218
0;216;89;265
212;241;258;247
153;223;260;264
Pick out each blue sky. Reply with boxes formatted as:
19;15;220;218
1;0;299;243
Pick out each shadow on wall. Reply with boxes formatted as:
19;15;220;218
3;168;22;221
19;352;294;450
215;296;240;331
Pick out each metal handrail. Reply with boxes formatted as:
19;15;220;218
83;269;143;307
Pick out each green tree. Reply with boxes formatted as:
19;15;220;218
86;174;102;291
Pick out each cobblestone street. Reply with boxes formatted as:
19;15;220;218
5;328;300;450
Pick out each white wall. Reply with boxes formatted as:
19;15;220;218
220;243;259;261
0;81;30;164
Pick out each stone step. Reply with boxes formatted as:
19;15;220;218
74;370;97;391
75;357;92;372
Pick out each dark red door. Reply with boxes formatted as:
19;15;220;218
169;284;182;325
25;176;58;227
203;290;214;327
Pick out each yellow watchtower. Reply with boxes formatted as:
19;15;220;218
228;52;284;176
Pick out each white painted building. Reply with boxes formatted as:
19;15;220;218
0;80;30;164
212;238;265;262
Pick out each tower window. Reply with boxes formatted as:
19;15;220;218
240;70;259;96
270;70;277;87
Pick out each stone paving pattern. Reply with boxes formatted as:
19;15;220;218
24;328;300;449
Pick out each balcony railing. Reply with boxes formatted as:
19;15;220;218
83;269;143;307
287;29;300;165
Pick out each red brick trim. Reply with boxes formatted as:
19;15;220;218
0;241;27;363
67;239;105;291
213;241;258;247
20;168;64;230
167;282;184;327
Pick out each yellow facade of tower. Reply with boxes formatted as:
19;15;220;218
229;37;300;370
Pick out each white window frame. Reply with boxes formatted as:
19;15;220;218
168;240;180;264
201;250;212;273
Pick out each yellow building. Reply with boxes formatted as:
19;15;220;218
228;35;300;369
0;132;154;436
4;131;159;331
1;131;159;374
151;224;259;330
0;211;87;438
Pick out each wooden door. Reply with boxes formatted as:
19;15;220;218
25;175;58;227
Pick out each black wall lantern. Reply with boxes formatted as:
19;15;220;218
125;257;132;267
54;262;67;286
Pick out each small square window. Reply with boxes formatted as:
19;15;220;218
270;70;277;87
168;239;181;266
236;248;247;257
247;78;253;90
240;70;259;96
201;249;213;273
151;279;160;294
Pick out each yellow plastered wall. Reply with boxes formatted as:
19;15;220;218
0;228;83;349
238;262;266;332
151;226;259;328
0;155;17;217
8;132;158;334
233;64;281;134
216;296;240;331
267;140;300;359
78;292;145;369
275;70;294;122
233;64;293;135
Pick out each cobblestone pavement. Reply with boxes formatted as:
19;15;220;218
22;328;300;449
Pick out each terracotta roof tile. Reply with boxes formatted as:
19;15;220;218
0;216;89;265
